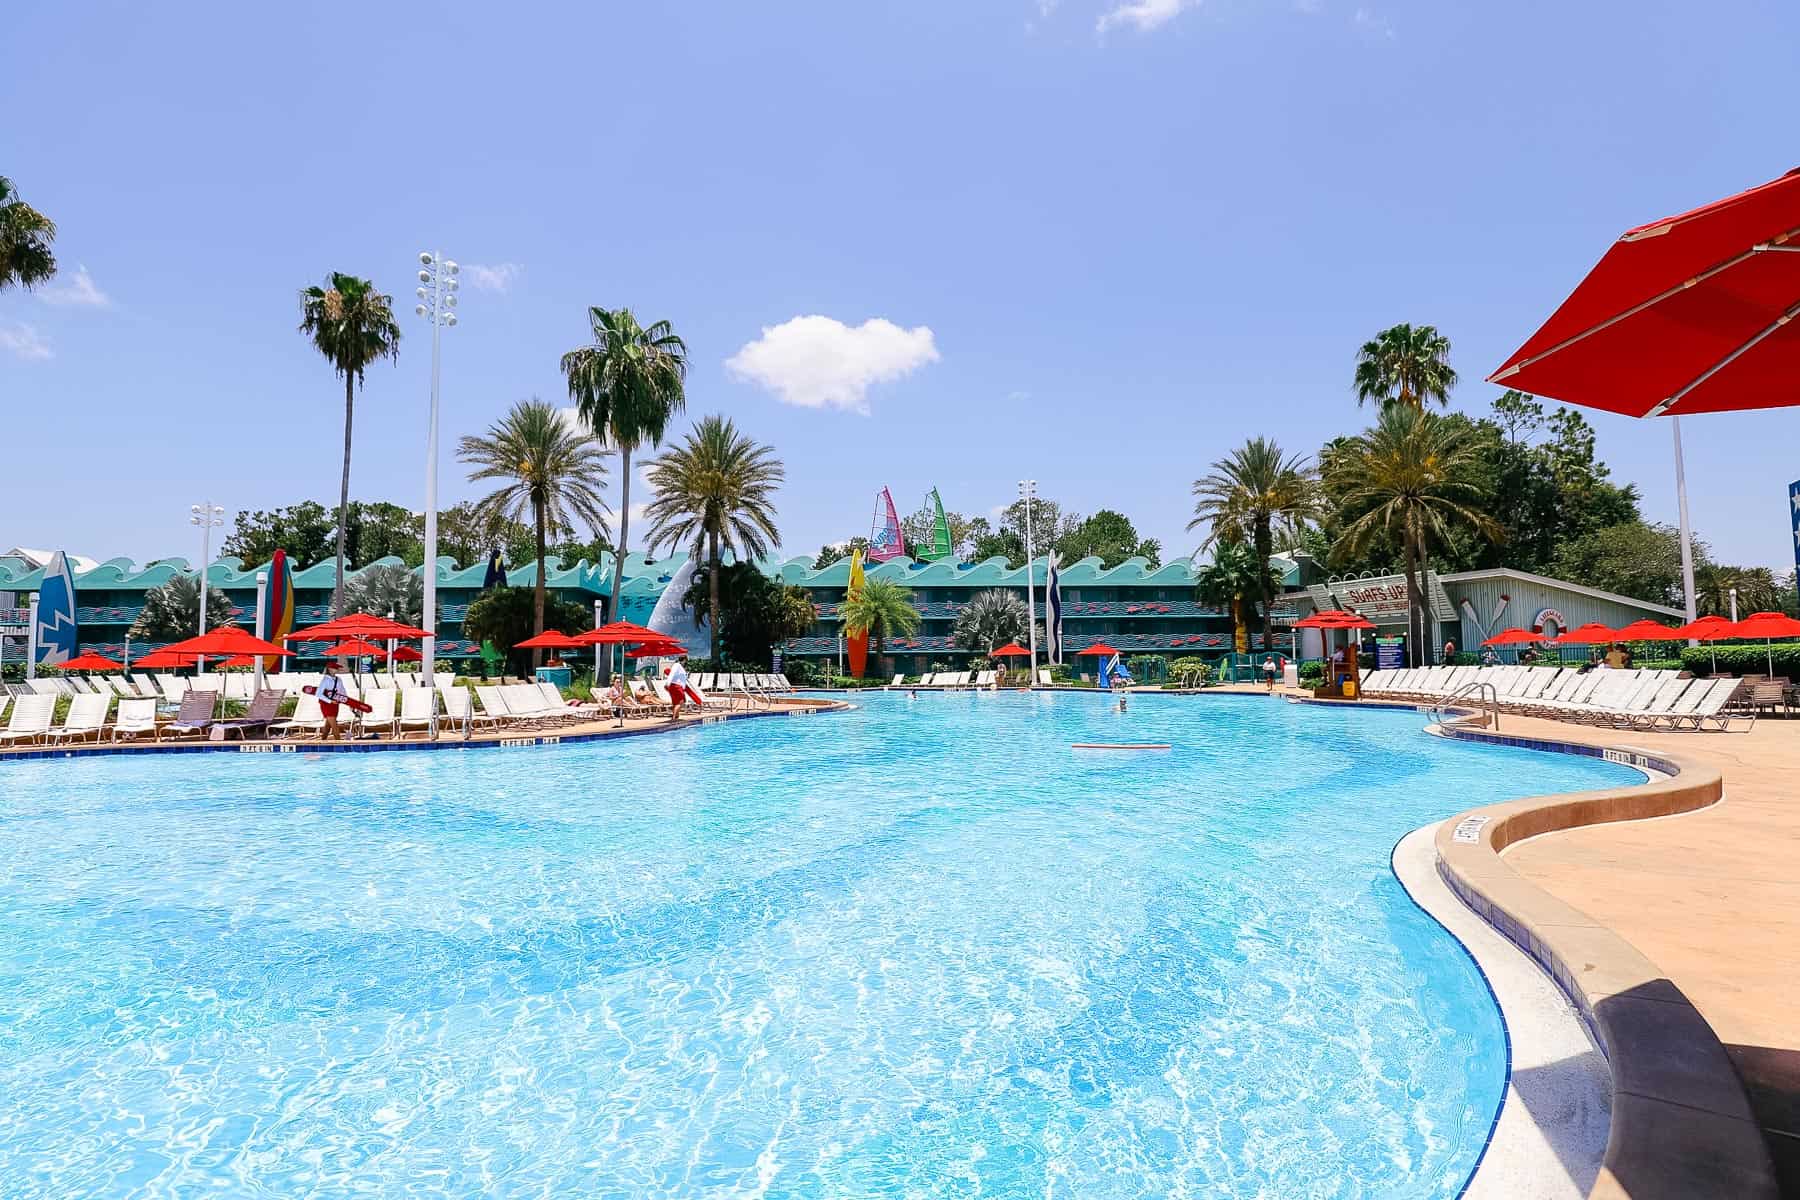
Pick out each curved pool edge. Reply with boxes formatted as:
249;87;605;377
1391;823;1610;1200
1294;695;1775;1199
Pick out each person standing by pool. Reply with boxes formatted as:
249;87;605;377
665;658;701;721
1261;655;1278;691
316;666;349;741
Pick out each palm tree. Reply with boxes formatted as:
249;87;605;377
1194;540;1269;655
1328;406;1499;664
951;589;1029;654
642;416;784;662
1353;323;1457;410
128;574;234;644
343;562;425;627
0;176;57;293
1188;437;1316;653
458;400;611;661
839;578;922;669
561;307;688;626
299;273;402;615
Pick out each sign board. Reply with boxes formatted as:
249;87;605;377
1375;636;1406;670
772;649;783;673
1308;571;1456;624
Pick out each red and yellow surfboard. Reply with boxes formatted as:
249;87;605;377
260;549;295;668
846;547;868;678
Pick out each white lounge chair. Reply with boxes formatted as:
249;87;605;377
270;694;326;738
397;687;438;738
0;694;56;746
48;693;110;744
111;697;160;741
356;688;399;737
1037;669;1053;686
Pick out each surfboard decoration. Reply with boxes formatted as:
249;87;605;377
846;546;869;678
914;487;954;561
33;550;77;668
260;549;296;670
868;488;904;563
1045;551;1063;664
646;556;711;658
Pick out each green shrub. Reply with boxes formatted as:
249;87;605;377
1298;661;1324;683
1680;642;1800;679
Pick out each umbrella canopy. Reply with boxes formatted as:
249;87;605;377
989;642;1031;658
1612;619;1685;641
60;650;124;671
163;625;294;659
388;645;424;663
214;654;261;669
1554;622;1619;644
133;648;200;669
1729;611;1800;640
321;637;389;658
626;641;686;659
1491;168;1800;418
1675;615;1738;640
1076;642;1121;657
514;631;586;651
1294;609;1376;630
1481;628;1547;646
286;613;431;642
573;621;661;646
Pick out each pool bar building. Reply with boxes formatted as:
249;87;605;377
0;547;1681;673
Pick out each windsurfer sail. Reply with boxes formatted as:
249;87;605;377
914;488;954;561
868;487;904;562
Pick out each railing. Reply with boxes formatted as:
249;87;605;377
1431;680;1501;731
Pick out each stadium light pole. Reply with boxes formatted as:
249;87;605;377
190;501;224;672
1019;480;1038;676
415;250;459;725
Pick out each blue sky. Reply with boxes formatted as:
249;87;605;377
4;0;1797;572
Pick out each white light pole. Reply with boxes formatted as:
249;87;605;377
1019;480;1038;680
190;502;224;672
415;250;459;719
1729;585;1739;623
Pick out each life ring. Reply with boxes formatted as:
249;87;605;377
1531;608;1566;636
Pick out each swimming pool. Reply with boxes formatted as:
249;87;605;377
0;692;1640;1198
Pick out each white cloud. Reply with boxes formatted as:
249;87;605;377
0;322;52;361
40;264;109;308
1353;6;1394;37
1097;0;1195;33
726;315;939;415
465;262;522;294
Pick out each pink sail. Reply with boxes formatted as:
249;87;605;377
868;487;904;562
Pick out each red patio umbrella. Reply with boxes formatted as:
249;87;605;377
1674;614;1737;670
60;650;125;672
989;642;1031;657
1612;619;1684;642
1076;642;1120;657
214;654;261;669
388;645;423;663
1554;622;1619;645
1490;168;1800;624
286;613;432;642
1481;628;1547;646
132;648;200;669
1727;611;1800;675
514;631;586;651
163;625;295;660
573;620;661;645
321;637;389;659
626;641;686;659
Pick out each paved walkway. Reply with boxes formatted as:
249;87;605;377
1484;714;1800;1196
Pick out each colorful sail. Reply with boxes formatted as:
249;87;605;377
846;547;869;678
868;488;904;562
32;550;77;668
1046;551;1063;663
259;549;295;669
915;487;954;561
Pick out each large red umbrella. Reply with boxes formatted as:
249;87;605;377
387;645;423;663
1555;622;1619;645
132;648;200;669
573;621;661;646
1491;168;1800;624
214;654;261;669
1675;613;1737;670
626;640;686;659
514;631;585;651
286;616;431;642
1727;611;1800;674
321;637;389;659
1613;619;1684;642
61;650;124;672
163;626;294;659
1482;628;1547;646
1076;642;1120;657
989;642;1031;657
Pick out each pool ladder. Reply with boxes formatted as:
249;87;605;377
1430;680;1501;732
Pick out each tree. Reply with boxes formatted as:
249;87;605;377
951;589;1029;653
1491;389;1546;444
838;577;921;672
457;399;611;664
969;521;1026;566
1353;323;1457;410
1189;437;1316;654
223;500;340;567
0;175;57;293
1054;509;1162;569
1551;521;1696;609
434;500;536;570
1694;563;1782;618
678;564;816;666
1328;407;1499;665
461;587;591;677
1194;540;1270;655
998;496;1079;564
643;416;784;663
561;307;689;626
129;575;234;643
342;562;425;626
299;272;402;615
812;537;868;570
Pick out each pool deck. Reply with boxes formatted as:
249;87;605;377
0;696;844;759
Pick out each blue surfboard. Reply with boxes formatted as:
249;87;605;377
34;550;78;667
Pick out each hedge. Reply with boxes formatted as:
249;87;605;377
1679;642;1800;679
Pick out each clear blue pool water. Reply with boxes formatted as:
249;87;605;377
0;692;1641;1199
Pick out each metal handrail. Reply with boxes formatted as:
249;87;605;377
1431;680;1501;731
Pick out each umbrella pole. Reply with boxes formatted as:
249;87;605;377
1673;416;1700;633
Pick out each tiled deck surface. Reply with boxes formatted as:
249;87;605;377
1486;714;1800;1196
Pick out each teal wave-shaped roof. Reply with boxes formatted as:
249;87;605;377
771;553;1205;587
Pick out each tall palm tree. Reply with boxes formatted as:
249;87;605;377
1194;540;1270;656
458;399;611;660
839;578;922;668
1188;437;1316;653
1353;323;1457;410
642;416;784;662
1328;406;1498;664
951;589;1029;654
560;307;688;626
299;273;402;615
0;176;57;292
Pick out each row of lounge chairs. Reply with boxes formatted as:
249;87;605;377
3;671;460;706
887;671;997;689
1360;665;1747;731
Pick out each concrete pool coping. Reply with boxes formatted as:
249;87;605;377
1293;693;1778;1198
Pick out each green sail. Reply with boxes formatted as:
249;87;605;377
917;488;954;561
